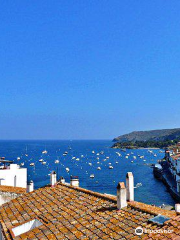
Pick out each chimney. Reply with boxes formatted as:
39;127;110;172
27;180;34;193
70;176;79;187
117;182;127;209
126;172;134;201
50;171;57;187
60;177;65;184
175;204;180;214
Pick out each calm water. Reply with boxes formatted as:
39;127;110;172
0;140;175;206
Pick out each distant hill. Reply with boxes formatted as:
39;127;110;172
113;128;180;142
112;128;180;149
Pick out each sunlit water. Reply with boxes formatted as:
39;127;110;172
0;140;175;206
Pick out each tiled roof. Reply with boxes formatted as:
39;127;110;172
0;185;26;194
0;183;179;240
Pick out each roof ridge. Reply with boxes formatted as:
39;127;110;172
0;185;26;194
128;201;176;218
57;183;117;202
57;183;176;217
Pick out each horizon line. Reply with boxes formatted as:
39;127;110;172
0;139;112;141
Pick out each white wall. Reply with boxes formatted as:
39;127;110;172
12;219;42;237
0;164;27;188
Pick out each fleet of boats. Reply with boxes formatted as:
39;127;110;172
13;146;162;188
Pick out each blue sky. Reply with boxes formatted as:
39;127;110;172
1;1;180;140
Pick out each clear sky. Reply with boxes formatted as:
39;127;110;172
1;1;180;140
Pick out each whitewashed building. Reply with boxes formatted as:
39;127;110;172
0;163;27;189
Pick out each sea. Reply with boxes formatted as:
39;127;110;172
0;140;175;206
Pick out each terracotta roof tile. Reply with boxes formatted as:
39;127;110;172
0;183;179;239
0;185;26;194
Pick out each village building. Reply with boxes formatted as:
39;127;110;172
165;144;180;194
0;159;33;206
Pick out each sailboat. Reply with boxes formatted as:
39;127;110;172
42;150;48;154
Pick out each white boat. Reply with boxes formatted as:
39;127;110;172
89;163;92;166
39;159;43;162
106;156;109;159
55;160;59;164
42;161;46;165
97;167;101;170
109;166;113;169
135;183;142;188
133;156;136;159
42;150;47;154
20;163;24;166
66;168;70;172
90;174;94;178
131;161;134;163
125;156;128;159
115;161;118;164
17;157;20;160
30;163;35;166
92;151;95;154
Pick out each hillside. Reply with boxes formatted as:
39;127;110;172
113;128;180;142
112;128;180;149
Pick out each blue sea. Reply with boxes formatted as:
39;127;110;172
0;140;175;206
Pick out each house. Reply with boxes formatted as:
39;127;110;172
0;172;179;239
0;159;33;206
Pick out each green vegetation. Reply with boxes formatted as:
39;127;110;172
111;138;180;149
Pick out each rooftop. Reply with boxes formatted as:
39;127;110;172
0;186;26;195
0;183;179;240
